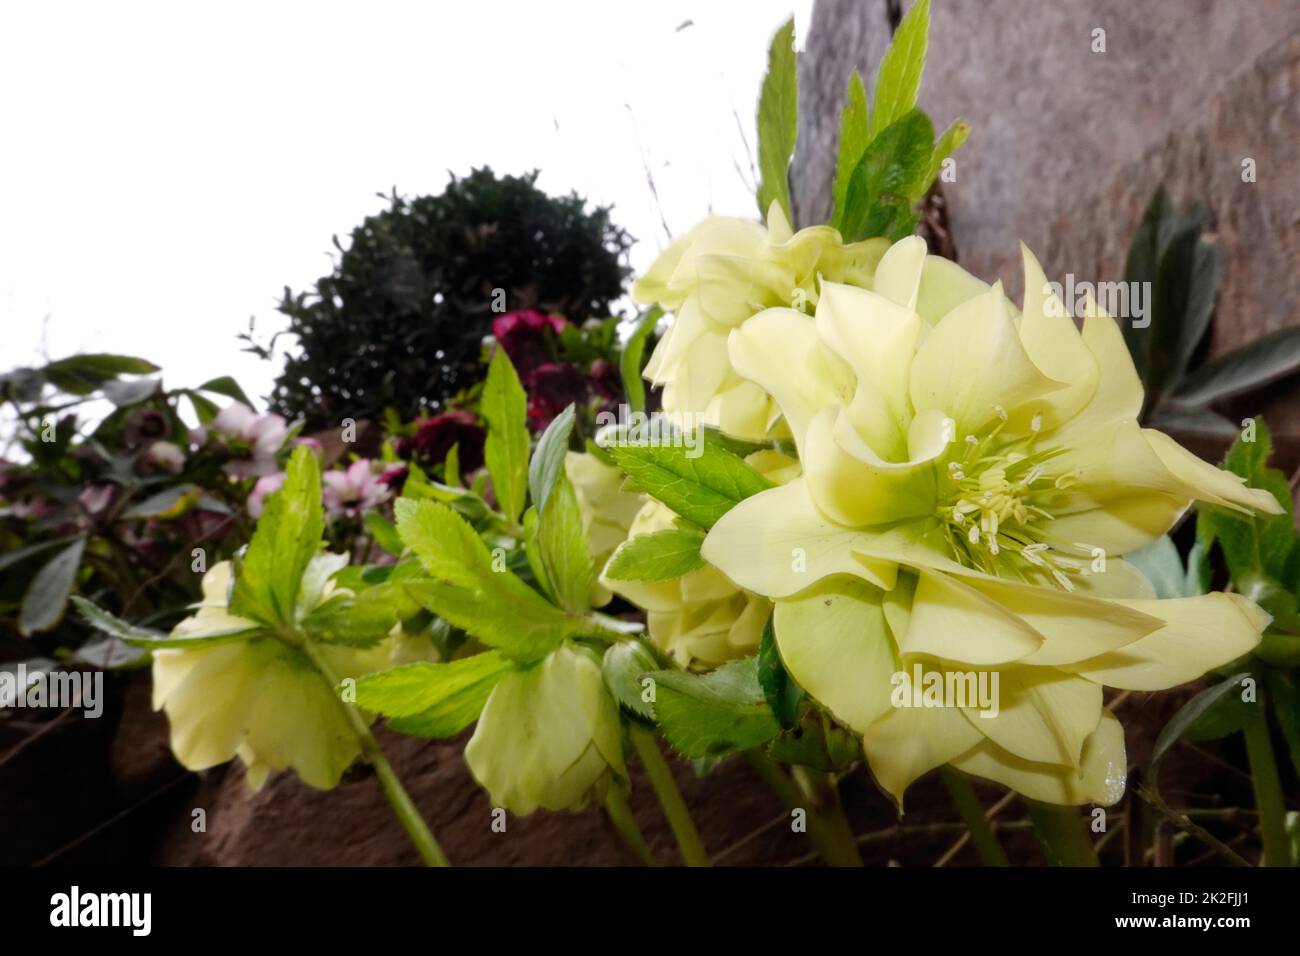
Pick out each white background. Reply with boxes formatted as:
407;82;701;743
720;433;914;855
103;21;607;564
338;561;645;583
0;0;806;407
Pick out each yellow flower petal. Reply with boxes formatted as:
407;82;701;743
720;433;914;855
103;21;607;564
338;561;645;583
962;669;1102;767
903;570;1043;665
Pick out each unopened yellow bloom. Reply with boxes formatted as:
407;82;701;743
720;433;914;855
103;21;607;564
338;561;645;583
464;642;627;815
566;450;644;607
701;236;1280;808
634;203;893;439
602;450;798;667
153;558;389;790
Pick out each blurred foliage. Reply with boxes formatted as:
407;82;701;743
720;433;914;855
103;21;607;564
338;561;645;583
256;168;633;428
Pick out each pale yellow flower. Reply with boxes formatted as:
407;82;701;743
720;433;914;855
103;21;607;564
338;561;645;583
700;236;1280;808
634;203;898;439
464;642;627;815
152;558;390;790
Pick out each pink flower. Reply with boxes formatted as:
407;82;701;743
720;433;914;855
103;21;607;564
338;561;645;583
193;402;288;479
142;440;186;475
492;309;569;376
247;472;285;519
79;482;120;518
322;459;389;519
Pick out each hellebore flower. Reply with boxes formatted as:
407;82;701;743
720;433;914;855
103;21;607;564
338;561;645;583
142;440;186;475
403;410;486;473
493;309;569;376
633;203;900;439
322;459;390;519
152;558;390;790
602;450;799;668
700;237;1281;808
464;642;627;815
524;362;589;431
193;402;289;479
247;472;285;519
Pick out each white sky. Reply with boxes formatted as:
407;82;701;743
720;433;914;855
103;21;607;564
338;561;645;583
0;0;807;407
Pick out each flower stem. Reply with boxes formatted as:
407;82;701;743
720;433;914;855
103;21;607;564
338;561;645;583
941;767;1009;866
1026;800;1100;867
745;751;863;866
629;725;710;866
1242;705;1292;867
302;639;450;867
604;787;657;866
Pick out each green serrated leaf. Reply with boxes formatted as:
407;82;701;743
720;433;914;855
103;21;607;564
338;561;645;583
230;445;323;626
536;473;593;613
869;0;930;138
529;403;576;513
354;651;511;738
922;119;970;191
604;526;706;582
756;17;798;221
838;109;934;242
648;658;782;759
831;70;870;230
364;511;404;557
481;348;530;524
607;440;772;529
300;587;399;647
601;640;658;721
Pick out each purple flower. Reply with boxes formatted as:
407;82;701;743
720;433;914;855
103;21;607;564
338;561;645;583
79;482;120;517
247;472;285;519
402;410;486;473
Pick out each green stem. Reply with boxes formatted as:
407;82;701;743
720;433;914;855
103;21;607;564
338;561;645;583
941;767;1009;866
629;725;710;866
1243;706;1292;867
745;751;863;866
302;639;450;867
1027;800;1100;867
604;787;657;866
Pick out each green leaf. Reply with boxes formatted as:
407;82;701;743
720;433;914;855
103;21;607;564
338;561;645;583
1265;669;1300;778
621;308;661;414
536;473;593;613
123;484;201;519
72;596;259;648
767;715;860;772
1120;187;1170;376
395;497;577;661
403;579;574;663
1148;672;1252;783
756;16;798;221
197;375;254;408
922;119;970;191
186;389;221;424
528;402;576;512
301;587;399;647
869;0;930;138
364;511;404;556
19;537;86;636
354;651;512;738
758;615;803;728
648;658;782;759
1196;418;1295;584
230;445;323;626
1144;206;1217;408
838;109;934;242
0;536;80;575
831;70;870;230
1124;535;1191;599
1173;326;1300;407
481;348;530;524
41;354;158;395
601;640;658;721
607;440;772;529
603;526;706;582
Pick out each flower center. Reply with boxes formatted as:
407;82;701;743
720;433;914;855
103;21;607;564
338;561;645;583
936;411;1079;589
